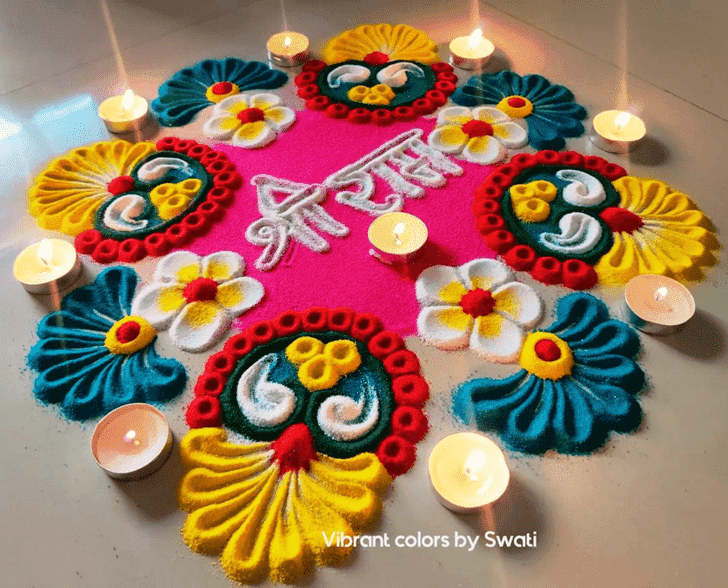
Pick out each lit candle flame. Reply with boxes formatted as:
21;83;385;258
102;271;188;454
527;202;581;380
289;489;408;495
38;239;53;268
124;429;140;447
654;286;668;302
468;28;483;49
121;88;135;113
393;222;406;245
614;111;631;130
463;449;486;482
284;36;292;48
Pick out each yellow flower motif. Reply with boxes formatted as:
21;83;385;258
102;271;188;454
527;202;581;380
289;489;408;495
149;178;201;220
322;23;439;64
28;140;155;235
287;337;362;391
595;176;720;284
347;84;396;105
178;427;391;585
510;180;558;222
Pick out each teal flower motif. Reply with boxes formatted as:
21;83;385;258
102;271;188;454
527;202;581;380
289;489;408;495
151;58;288;127
27;267;187;421
451;71;587;150
453;292;645;455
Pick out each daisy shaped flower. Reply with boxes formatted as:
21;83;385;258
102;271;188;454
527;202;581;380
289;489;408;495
202;93;295;149
453;292;645;455
451;71;587;150
131;251;264;352
416;258;543;362
428;106;528;165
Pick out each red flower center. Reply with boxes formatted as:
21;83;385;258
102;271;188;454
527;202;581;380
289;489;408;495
116;321;140;343
364;51;389;65
237;107;266;124
507;96;527;108
600;207;644;234
460;288;496;317
462;120;494;138
271;423;318;475
107;175;134;196
534;339;561;361
211;81;233;95
183;277;218;302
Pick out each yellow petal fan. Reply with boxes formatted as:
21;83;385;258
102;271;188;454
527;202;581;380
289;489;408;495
322;23;439;64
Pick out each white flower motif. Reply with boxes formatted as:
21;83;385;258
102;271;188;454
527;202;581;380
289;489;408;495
415;258;543;362
202;93;295;149
131;251;264;352
427;106;528;165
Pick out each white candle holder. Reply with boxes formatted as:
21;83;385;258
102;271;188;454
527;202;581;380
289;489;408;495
590;110;646;154
267;32;310;67
624;274;695;335
13;239;82;294
449;29;495;70
368;212;428;265
91;403;173;480
98;90;149;134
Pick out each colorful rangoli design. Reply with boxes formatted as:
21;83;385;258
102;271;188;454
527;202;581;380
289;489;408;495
472;151;719;288
27;137;241;264
294;24;457;125
179;307;429;583
452;71;588;150
27;267;187;421
453;292;645;455
151;58;288;127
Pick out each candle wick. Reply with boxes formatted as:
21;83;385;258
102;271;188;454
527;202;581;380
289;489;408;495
393;222;406;246
654;286;668;302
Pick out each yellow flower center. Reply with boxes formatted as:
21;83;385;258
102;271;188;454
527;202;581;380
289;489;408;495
519;332;574;380
205;81;241;103
497;95;534;118
104;316;156;354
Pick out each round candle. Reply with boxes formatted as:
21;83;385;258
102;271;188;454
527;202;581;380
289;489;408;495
91;403;173;480
98;89;149;134
449;28;495;70
624;274;695;335
590;110;646;153
429;432;510;512
368;212;428;263
13;238;81;294
267;31;310;67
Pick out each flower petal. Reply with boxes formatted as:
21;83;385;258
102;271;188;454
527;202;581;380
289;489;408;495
131;282;186;329
202;251;245;282
417;306;473;350
249;92;281;110
170;301;230;352
233;121;276;149
435;106;473;126
202;114;240;140
457;258;513;292
546;292;610;342
263;106;296;132
469;313;525;362
491;282;543;328
473;106;508;124
492;121;528;148
427;125;468;154
453;369;532;426
216;277;265;316
462;135;505;164
503;378;556;453
415;264;467;306
154;250;202;283
214;94;249;115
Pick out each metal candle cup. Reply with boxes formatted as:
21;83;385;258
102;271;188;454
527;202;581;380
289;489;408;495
91;403;173;480
624;274;695;335
98;90;149;134
590;110;646;153
13;239;82;294
429;432;510;513
267;31;310;67
449;29;495;70
368;212;428;265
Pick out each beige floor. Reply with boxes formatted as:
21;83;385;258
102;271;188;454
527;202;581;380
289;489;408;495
0;1;726;587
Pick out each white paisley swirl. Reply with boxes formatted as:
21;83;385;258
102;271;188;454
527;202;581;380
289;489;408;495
327;64;371;88
136;156;193;182
556;169;606;207
539;212;603;255
236;353;296;427
317;375;379;441
376;62;425;87
103;194;148;232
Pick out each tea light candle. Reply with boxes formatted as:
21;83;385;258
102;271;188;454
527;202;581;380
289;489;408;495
13;238;82;294
98;89;149;134
624;274;695;335
267;31;310;67
91;403;173;480
590;110;646;153
428;432;510;512
449;28;495;70
368;212;428;265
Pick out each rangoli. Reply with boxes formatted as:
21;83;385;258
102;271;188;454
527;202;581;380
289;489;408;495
27;267;187;421
453;292;645;455
472;151;719;288
179;307;429;583
294;24;457;125
151;58;288;127
415;258;543;362
27;137;241;264
131;251;264;352
451;71;588;150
